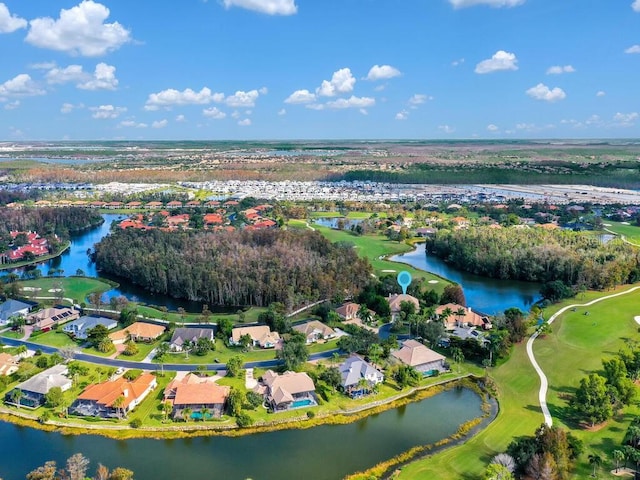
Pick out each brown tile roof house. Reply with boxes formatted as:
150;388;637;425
166;200;183;209
109;322;166;344
230;325;280;349
435;303;492;330
335;302;361;320
261;370;316;411
71;373;157;418
28;307;80;331
0;353;18;376
292;320;336;344
145;201;163;209
388;294;420;320
391;340;446;375
164;374;230;419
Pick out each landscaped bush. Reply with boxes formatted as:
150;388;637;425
235;412;254;428
122;342;139;356
129;418;142;428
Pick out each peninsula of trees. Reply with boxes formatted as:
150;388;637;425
93;228;372;307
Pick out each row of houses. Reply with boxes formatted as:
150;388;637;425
0;231;52;264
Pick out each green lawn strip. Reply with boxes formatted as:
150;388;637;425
313;225;448;292
307;338;340;354
1;331;23;340
605;221;640;244
287;219;309;229
309;211;343;218
29;330;78;349
156;343;276;365
19;277;112;304
127;373;175;427
0;242;71;272
132;304;266;325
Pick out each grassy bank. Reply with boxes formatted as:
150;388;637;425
18;277;112;304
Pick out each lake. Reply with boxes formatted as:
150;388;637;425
0;387;482;480
391;243;541;314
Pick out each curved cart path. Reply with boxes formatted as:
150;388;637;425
527;286;640;426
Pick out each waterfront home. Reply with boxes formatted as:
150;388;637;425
170;328;215;352
260;370;316;412
387;294;420;321
0;353;19;376
338;355;384;398
27;307;80;332
435;303;492;330
109;322;166;345
0;299;33;324
391;340;447;376
62;315;118;340
292;320;336;344
2;231;50;262
163;373;230;419
230;325;280;349
6;364;71;408
71;373;157;418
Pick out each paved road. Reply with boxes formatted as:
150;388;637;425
527;285;640;427
0;335;339;372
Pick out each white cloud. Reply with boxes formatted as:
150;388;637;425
449;0;525;7
277;108;286;116
526;83;566;102
305;104;325;111
26;1;131;57
0;3;27;33
487;124;499;132
46;65;86;85
451;58;465;67
546;65;575;75
203;107;226;119
596;90;606;97
633;0;640;12
625;45;640;54
0;74;45;99
30;62;57;70
259;86;268;95
317;68;356;97
475;50;518;74
60;102;84;113
90;104;126;119
438;125;455;134
359;108;368;115
152;119;168;129
613;112;638;127
4;100;19;110
222;0;297;15
145;87;223;110
285;89;316;104
78;63;118;90
231;110;241;119
238;118;252;126
326;96;375;109
225;89;260;107
409;94;432;105
365;64;401;81
175;114;186;122
119;120;147;128
395;110;409;120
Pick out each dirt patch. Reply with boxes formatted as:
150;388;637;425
582;421;609;432
611;467;635;477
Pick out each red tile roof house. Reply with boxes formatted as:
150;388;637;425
144;201;163;209
335;302;361;321
435;303;492;330
71;373;157;418
260;370;316;412
203;213;224;226
166;200;183;209
3;231;51;262
164;373;230;420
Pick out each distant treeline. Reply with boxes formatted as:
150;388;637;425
426;227;640;289
0;207;103;240
94;228;372;307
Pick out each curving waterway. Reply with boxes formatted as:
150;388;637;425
0;387;482;480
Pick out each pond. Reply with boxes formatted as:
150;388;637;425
0;387;483;480
391;243;541;314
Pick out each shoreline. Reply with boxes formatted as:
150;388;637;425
0;376;485;440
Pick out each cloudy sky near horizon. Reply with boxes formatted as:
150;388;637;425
0;0;639;140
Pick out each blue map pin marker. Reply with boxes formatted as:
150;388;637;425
397;271;412;295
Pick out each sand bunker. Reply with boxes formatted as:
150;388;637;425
21;287;41;292
428;280;439;284
635;316;640;326
381;269;396;273
48;288;63;293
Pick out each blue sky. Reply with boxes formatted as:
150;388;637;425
0;0;639;140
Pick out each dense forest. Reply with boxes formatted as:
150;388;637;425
0;207;103;246
94;228;372;307
426;227;640;290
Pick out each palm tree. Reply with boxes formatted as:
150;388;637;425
624;425;640;449
588;453;602;477
451;347;464;373
112;395;125;420
10;389;23;408
439;307;453;327
357;304;373;325
612;449;625;473
183;407;192;423
162;401;173;422
455;307;467;327
200;407;210;421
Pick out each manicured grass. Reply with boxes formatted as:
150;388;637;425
287;219;310;229
19;277;112;304
605;221;640;245
29;330;78;349
309;211;343;218
313;225;448;292
157;343;277;365
133;304;266;325
397;285;640;480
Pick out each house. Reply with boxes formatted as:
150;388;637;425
163;373;230;419
70;373;157;418
260;370;316;411
170;328;215;352
387;294;420;321
338;355;384;397
166;200;183;209
335;302;361;321
391;339;447;376
144;201;163;209
230;325;280;349
292;320;336;344
6;364;72;408
0;299;33;324
62;315;118;340
109;322;166;345
435;303;492;330
0;353;19;376
203;213;224;225
27;307;80;331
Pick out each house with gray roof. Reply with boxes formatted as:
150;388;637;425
0;299;33;324
338;355;384;398
170;328;215;352
62;315;118;340
6;364;71;408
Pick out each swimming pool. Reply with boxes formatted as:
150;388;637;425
291;399;313;408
